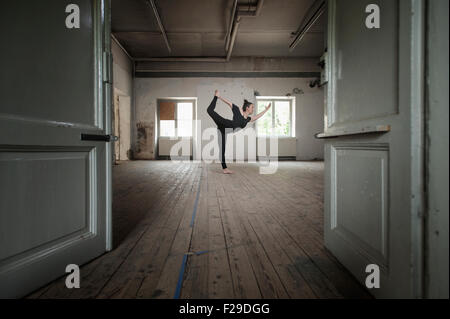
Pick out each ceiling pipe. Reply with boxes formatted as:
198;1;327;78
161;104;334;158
289;0;325;52
225;0;238;51
226;15;241;61
146;0;172;54
226;0;263;61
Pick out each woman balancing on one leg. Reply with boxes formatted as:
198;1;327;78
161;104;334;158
207;90;271;174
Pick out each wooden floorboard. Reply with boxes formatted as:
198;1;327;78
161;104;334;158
99;163;199;298
180;165;210;299
235;164;369;299
27;161;371;299
215;171;263;299
205;166;235;299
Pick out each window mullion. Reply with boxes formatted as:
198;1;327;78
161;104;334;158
272;99;275;134
290;99;292;137
175;102;178;138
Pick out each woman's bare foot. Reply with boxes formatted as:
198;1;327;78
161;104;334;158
215;90;219;97
223;168;233;174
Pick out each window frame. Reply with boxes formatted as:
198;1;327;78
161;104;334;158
157;99;195;138
256;97;295;138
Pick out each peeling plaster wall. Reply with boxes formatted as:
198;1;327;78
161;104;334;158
133;77;324;161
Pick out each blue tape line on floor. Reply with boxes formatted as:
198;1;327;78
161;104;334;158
173;254;188;299
174;167;203;299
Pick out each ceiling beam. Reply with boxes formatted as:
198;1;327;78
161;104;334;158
134;57;227;62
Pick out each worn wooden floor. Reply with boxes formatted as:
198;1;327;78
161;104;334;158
28;161;371;299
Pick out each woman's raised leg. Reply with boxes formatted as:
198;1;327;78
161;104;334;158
207;96;234;128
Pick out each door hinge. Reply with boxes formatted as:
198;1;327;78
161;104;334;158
103;51;113;84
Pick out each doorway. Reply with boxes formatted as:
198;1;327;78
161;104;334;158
20;0;448;300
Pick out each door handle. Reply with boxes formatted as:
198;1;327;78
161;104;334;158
81;134;119;142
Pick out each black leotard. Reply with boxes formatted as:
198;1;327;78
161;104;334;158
207;96;251;129
231;104;252;129
207;96;252;169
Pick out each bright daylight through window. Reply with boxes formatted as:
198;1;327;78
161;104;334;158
256;98;294;137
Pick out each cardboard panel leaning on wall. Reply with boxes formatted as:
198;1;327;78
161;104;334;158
159;102;175;120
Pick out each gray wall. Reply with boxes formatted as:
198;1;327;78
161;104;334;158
133;77;324;161
135;57;320;73
426;0;449;299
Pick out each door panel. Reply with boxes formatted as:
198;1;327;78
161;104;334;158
0;149;91;261
0;0;96;126
331;144;389;268
324;0;424;298
0;0;111;298
332;0;399;125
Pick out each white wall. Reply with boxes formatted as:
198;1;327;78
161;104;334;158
111;40;133;96
296;88;325;160
134;77;324;161
111;38;133;160
158;138;192;157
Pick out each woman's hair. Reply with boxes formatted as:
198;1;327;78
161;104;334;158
243;99;253;112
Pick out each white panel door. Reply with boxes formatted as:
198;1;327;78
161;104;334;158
322;0;424;298
0;0;112;298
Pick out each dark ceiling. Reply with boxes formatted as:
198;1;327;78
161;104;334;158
112;0;325;59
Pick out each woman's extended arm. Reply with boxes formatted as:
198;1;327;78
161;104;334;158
218;96;233;109
250;103;271;122
215;90;233;109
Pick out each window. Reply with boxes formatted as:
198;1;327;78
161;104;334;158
177;102;193;137
158;100;194;137
256;98;294;137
